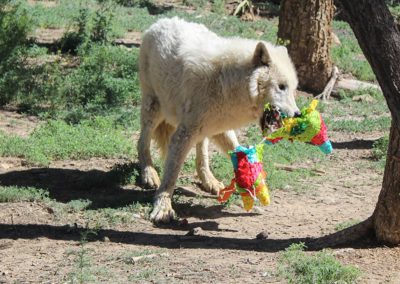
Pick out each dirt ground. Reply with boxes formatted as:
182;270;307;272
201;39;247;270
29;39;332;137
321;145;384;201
0;108;399;283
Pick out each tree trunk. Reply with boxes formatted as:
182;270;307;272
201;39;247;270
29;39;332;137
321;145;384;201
338;0;400;244
374;122;400;244
278;0;334;93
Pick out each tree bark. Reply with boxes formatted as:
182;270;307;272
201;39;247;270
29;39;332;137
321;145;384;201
278;0;334;93
338;0;400;244
374;122;400;244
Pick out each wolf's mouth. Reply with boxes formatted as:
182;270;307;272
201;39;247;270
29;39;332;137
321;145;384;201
260;105;284;135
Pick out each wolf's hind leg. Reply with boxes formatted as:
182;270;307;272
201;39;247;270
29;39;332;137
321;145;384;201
138;95;162;189
150;124;197;223
196;138;224;195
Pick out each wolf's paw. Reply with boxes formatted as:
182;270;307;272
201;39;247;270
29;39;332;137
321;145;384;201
200;174;224;195
141;166;160;189
150;194;176;223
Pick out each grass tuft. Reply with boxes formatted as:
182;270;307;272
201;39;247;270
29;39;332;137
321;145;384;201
278;243;361;284
0;186;49;203
372;135;389;161
335;219;361;231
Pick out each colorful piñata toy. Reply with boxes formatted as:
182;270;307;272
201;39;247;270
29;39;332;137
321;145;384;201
218;100;332;211
218;144;270;211
263;100;333;154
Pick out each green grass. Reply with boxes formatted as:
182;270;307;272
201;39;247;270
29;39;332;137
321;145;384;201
128;268;158;282
372;135;389;168
326;116;391;133
0;186;49;203
0;117;135;166
84;202;152;228
26;0;279;41
211;152;233;185
278;243;361;284
67;229;114;283
372;135;389;161
332;21;375;81
334;219;360;231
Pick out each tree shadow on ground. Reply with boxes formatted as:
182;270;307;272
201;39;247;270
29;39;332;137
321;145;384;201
0;223;380;252
331;139;376;150
0;166;257;219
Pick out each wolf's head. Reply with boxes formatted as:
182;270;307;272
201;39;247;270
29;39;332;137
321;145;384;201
249;42;299;121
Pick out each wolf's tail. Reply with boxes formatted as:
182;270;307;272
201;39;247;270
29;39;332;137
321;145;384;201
153;121;175;159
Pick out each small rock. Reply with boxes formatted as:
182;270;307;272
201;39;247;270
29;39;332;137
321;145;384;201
186;227;203;236
102;236;110;242
256;231;269;240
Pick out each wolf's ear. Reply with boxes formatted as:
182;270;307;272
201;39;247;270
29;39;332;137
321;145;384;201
253;42;271;67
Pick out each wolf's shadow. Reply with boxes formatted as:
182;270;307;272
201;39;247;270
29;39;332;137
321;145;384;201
0;164;257;219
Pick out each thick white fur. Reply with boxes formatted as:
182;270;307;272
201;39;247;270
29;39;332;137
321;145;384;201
138;17;299;223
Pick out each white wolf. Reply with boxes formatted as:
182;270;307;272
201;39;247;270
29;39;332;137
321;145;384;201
138;17;299;223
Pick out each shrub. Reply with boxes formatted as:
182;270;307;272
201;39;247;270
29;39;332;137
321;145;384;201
90;1;115;43
0;0;31;105
62;45;140;115
61;7;90;53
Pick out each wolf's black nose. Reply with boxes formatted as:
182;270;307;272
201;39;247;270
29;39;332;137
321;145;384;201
294;111;301;117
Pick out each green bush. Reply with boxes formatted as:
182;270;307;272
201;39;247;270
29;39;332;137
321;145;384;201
61;7;90;53
90;1;115;43
61;45;140;116
332;21;375;82
0;0;31;105
0;0;30;61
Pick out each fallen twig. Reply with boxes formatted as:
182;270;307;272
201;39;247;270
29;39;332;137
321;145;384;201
274;163;326;175
129;252;169;264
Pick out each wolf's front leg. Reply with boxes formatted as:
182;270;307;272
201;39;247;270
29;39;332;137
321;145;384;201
196;138;224;195
150;124;196;223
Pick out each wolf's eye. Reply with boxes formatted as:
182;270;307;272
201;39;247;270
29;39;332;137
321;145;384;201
279;84;287;91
